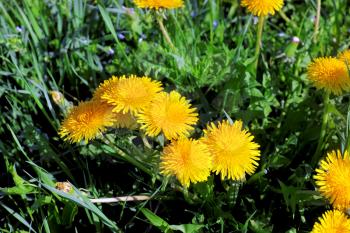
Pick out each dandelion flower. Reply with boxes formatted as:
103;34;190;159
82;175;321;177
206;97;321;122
137;91;198;140
241;0;284;16
59;100;115;143
338;49;350;65
311;210;350;233
314;150;350;210
202;120;260;181
134;0;183;9
307;57;350;95
100;75;163;114
160;138;212;187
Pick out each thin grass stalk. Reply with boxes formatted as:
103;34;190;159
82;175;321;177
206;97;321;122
157;15;176;50
313;0;321;43
311;91;330;166
255;16;265;69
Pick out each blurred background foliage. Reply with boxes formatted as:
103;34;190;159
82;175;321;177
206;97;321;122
1;0;350;232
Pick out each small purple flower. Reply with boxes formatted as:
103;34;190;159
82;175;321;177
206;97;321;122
190;11;196;18
213;20;218;29
253;17;259;25
292;36;300;43
16;26;23;32
278;32;287;37
107;48;114;55
118;33;125;40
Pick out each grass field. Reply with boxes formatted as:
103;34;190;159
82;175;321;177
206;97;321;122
1;0;350;232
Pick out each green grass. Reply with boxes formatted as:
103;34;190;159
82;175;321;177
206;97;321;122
1;0;350;232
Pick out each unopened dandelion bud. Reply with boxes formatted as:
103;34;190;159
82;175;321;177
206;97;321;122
50;91;65;105
55;181;73;193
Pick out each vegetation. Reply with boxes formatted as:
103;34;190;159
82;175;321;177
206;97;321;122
1;0;350;232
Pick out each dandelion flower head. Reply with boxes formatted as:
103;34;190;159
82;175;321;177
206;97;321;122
307;57;350;95
311;210;350;233
100;75;163;114
137;91;198;140
160;138;212;187
134;0;183;9
202;120;260;181
59;100;115;143
314;150;350;210
241;0;284;16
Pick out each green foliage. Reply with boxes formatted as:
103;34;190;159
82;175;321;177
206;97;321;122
1;0;350;232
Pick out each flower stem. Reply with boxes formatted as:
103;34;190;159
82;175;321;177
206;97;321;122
156;15;176;50
113;145;153;176
313;0;321;43
311;92;330;166
104;137;154;176
255;16;265;69
278;11;297;30
182;187;195;204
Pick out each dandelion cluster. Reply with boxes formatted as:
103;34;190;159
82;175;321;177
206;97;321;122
59;74;261;187
59;75;197;143
160;119;261;186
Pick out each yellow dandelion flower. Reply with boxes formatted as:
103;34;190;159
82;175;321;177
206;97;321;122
202;120;260;181
314;150;350;210
137;91;198;140
59;100;115;143
338;49;350;65
307;57;350;95
160;138;212;187
101;75;163;114
241;0;284;16
134;0;183;9
311;210;350;233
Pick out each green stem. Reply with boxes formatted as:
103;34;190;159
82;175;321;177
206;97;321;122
104;137;154;176
113;146;153;176
313;0;321;43
156;15;176;50
255;16;265;69
311;92;330;166
278;11;297;29
182;187;195;204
